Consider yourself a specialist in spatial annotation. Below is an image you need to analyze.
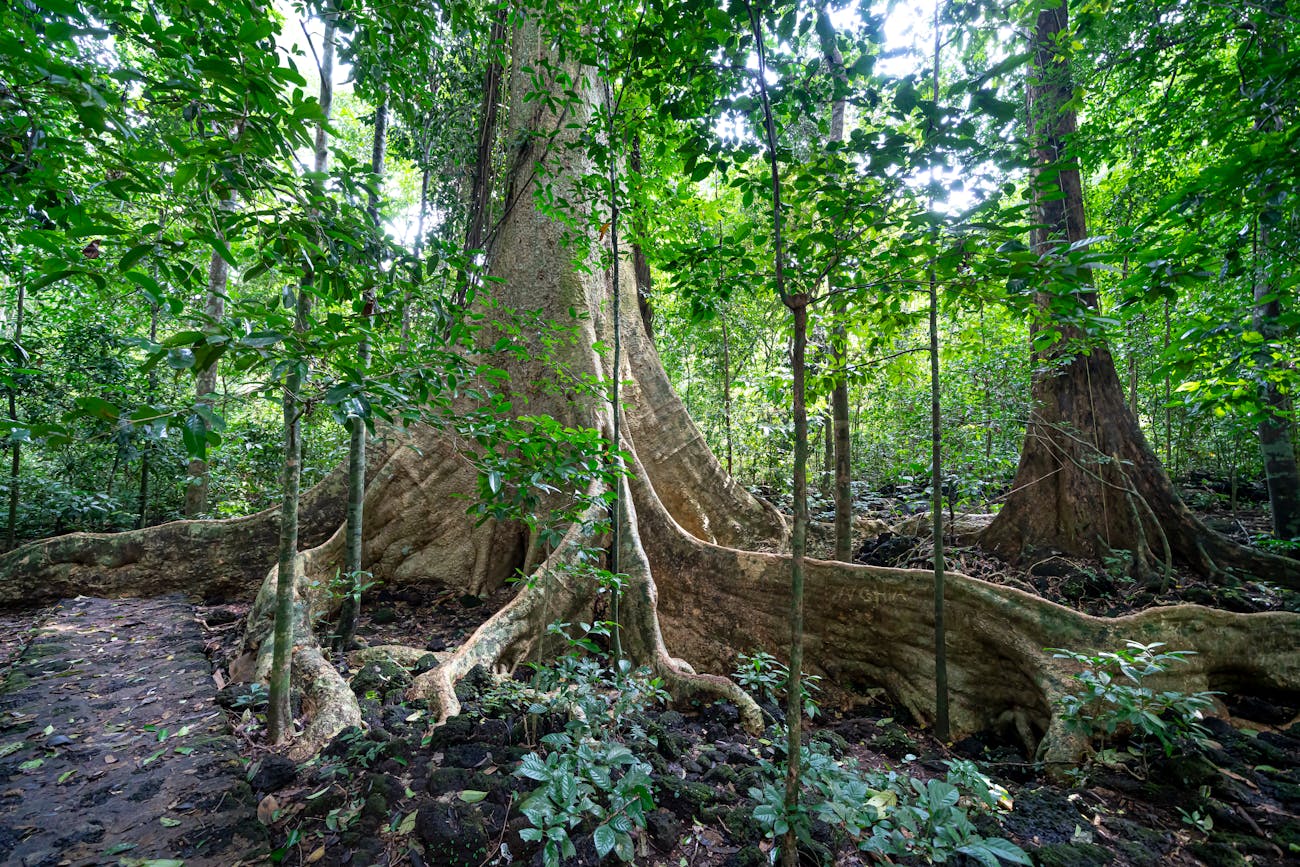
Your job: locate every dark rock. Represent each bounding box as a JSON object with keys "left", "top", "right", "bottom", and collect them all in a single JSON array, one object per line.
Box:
[
  {"left": 427, "top": 714, "right": 477, "bottom": 748},
  {"left": 657, "top": 711, "right": 686, "bottom": 729},
  {"left": 1156, "top": 752, "right": 1219, "bottom": 788},
  {"left": 370, "top": 607, "right": 399, "bottom": 625},
  {"left": 812, "top": 729, "right": 849, "bottom": 754},
  {"left": 1103, "top": 818, "right": 1169, "bottom": 866},
  {"left": 724, "top": 845, "right": 768, "bottom": 867},
  {"left": 350, "top": 656, "right": 411, "bottom": 699},
  {"left": 249, "top": 755, "right": 298, "bottom": 792},
  {"left": 425, "top": 636, "right": 448, "bottom": 652},
  {"left": 646, "top": 808, "right": 681, "bottom": 850},
  {"left": 214, "top": 682, "right": 265, "bottom": 711},
  {"left": 659, "top": 777, "right": 717, "bottom": 819},
  {"left": 417, "top": 801, "right": 489, "bottom": 867},
  {"left": 1187, "top": 842, "right": 1247, "bottom": 867},
  {"left": 870, "top": 726, "right": 917, "bottom": 759},
  {"left": 1004, "top": 787, "right": 1087, "bottom": 848},
  {"left": 454, "top": 664, "right": 493, "bottom": 702},
  {"left": 360, "top": 790, "right": 388, "bottom": 826},
  {"left": 413, "top": 653, "right": 441, "bottom": 676},
  {"left": 442, "top": 742, "right": 492, "bottom": 769}
]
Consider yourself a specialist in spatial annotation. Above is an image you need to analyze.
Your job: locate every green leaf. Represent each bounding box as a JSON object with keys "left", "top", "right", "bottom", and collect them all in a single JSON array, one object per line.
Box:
[
  {"left": 458, "top": 790, "right": 488, "bottom": 803},
  {"left": 593, "top": 824, "right": 616, "bottom": 859},
  {"left": 173, "top": 163, "right": 198, "bottom": 193},
  {"left": 119, "top": 243, "right": 155, "bottom": 272}
]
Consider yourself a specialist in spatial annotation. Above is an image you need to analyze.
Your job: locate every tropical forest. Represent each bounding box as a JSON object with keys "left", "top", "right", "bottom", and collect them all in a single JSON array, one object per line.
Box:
[{"left": 0, "top": 0, "right": 1298, "bottom": 864}]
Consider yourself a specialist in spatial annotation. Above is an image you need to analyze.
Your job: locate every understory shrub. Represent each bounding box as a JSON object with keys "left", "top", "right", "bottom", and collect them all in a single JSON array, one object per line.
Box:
[
  {"left": 750, "top": 738, "right": 1030, "bottom": 865},
  {"left": 1050, "top": 641, "right": 1218, "bottom": 764},
  {"left": 508, "top": 652, "right": 667, "bottom": 867}
]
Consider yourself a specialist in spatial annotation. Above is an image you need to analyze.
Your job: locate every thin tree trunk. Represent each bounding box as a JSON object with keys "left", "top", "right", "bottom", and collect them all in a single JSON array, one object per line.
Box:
[
  {"left": 335, "top": 91, "right": 387, "bottom": 651},
  {"left": 721, "top": 311, "right": 734, "bottom": 478},
  {"left": 817, "top": 1, "right": 854, "bottom": 563},
  {"left": 459, "top": 6, "right": 507, "bottom": 305},
  {"left": 748, "top": 7, "right": 807, "bottom": 864},
  {"left": 630, "top": 135, "right": 655, "bottom": 339},
  {"left": 270, "top": 8, "right": 335, "bottom": 744},
  {"left": 5, "top": 278, "right": 25, "bottom": 550},
  {"left": 1254, "top": 220, "right": 1300, "bottom": 539},
  {"left": 136, "top": 303, "right": 158, "bottom": 531},
  {"left": 927, "top": 1, "right": 948, "bottom": 742},
  {"left": 186, "top": 194, "right": 234, "bottom": 518}
]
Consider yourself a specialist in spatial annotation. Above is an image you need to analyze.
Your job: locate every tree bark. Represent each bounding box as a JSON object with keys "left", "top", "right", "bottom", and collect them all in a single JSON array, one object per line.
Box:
[
  {"left": 335, "top": 91, "right": 388, "bottom": 651},
  {"left": 136, "top": 303, "right": 158, "bottom": 530},
  {"left": 269, "top": 8, "right": 336, "bottom": 745},
  {"left": 6, "top": 276, "right": 25, "bottom": 551},
  {"left": 980, "top": 0, "right": 1300, "bottom": 586},
  {"left": 817, "top": 2, "right": 854, "bottom": 563},
  {"left": 186, "top": 195, "right": 234, "bottom": 518}
]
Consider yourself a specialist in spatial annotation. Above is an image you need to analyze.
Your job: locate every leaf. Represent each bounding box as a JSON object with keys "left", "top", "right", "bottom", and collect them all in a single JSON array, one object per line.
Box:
[
  {"left": 593, "top": 823, "right": 616, "bottom": 859},
  {"left": 159, "top": 816, "right": 182, "bottom": 827},
  {"left": 397, "top": 811, "right": 417, "bottom": 835},
  {"left": 305, "top": 846, "right": 326, "bottom": 863},
  {"left": 257, "top": 793, "right": 279, "bottom": 825},
  {"left": 173, "top": 163, "right": 198, "bottom": 193},
  {"left": 119, "top": 243, "right": 155, "bottom": 272},
  {"left": 458, "top": 790, "right": 488, "bottom": 803}
]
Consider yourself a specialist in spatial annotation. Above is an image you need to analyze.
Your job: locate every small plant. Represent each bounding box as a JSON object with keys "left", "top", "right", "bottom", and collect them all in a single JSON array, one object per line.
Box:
[
  {"left": 734, "top": 651, "right": 822, "bottom": 719},
  {"left": 1177, "top": 806, "right": 1213, "bottom": 835},
  {"left": 510, "top": 650, "right": 666, "bottom": 867},
  {"left": 1050, "top": 641, "right": 1218, "bottom": 762},
  {"left": 749, "top": 738, "right": 1029, "bottom": 866}
]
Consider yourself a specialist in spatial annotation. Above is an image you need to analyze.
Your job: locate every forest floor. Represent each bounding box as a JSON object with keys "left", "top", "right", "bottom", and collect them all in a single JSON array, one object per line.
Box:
[
  {"left": 0, "top": 596, "right": 265, "bottom": 866},
  {"left": 1, "top": 479, "right": 1298, "bottom": 866}
]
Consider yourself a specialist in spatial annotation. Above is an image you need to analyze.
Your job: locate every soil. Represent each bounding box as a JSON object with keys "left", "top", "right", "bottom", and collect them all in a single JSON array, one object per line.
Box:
[{"left": 1, "top": 474, "right": 1298, "bottom": 866}]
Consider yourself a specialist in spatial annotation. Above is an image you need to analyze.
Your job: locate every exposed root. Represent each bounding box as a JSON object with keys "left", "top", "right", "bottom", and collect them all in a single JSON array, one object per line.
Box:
[
  {"left": 0, "top": 458, "right": 358, "bottom": 606},
  {"left": 293, "top": 645, "right": 362, "bottom": 760},
  {"left": 349, "top": 645, "right": 440, "bottom": 670},
  {"left": 630, "top": 448, "right": 1300, "bottom": 766},
  {"left": 406, "top": 475, "right": 764, "bottom": 734}
]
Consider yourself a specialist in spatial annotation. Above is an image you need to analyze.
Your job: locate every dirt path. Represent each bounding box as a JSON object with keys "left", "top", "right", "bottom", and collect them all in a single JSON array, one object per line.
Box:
[{"left": 0, "top": 595, "right": 266, "bottom": 867}]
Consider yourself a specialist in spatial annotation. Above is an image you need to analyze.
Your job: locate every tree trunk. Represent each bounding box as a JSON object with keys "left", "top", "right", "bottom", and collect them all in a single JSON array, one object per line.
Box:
[
  {"left": 464, "top": 7, "right": 506, "bottom": 267},
  {"left": 817, "top": 2, "right": 854, "bottom": 563},
  {"left": 335, "top": 91, "right": 388, "bottom": 652},
  {"left": 268, "top": 8, "right": 337, "bottom": 745},
  {"left": 186, "top": 195, "right": 233, "bottom": 518},
  {"left": 629, "top": 133, "right": 655, "bottom": 339},
  {"left": 136, "top": 303, "right": 158, "bottom": 530},
  {"left": 979, "top": 0, "right": 1300, "bottom": 586},
  {"left": 1253, "top": 225, "right": 1300, "bottom": 541},
  {"left": 6, "top": 277, "right": 25, "bottom": 551}
]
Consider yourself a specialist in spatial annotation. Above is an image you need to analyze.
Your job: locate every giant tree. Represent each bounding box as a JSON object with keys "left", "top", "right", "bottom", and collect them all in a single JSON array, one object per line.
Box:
[
  {"left": 979, "top": 0, "right": 1300, "bottom": 586},
  {"left": 3, "top": 0, "right": 1300, "bottom": 771}
]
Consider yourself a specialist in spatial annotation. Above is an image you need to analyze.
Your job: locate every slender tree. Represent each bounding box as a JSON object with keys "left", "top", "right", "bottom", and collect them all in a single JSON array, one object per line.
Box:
[
  {"left": 269, "top": 6, "right": 336, "bottom": 744},
  {"left": 5, "top": 276, "right": 25, "bottom": 550}
]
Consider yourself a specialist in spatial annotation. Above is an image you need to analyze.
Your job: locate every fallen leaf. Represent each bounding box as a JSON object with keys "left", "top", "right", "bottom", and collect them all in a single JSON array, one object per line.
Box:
[
  {"left": 257, "top": 793, "right": 279, "bottom": 825},
  {"left": 305, "top": 847, "right": 325, "bottom": 863},
  {"left": 104, "top": 754, "right": 118, "bottom": 764},
  {"left": 159, "top": 816, "right": 182, "bottom": 827}
]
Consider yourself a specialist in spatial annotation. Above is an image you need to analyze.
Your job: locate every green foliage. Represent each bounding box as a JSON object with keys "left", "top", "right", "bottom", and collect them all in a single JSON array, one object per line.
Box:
[
  {"left": 508, "top": 653, "right": 666, "bottom": 867},
  {"left": 1050, "top": 642, "right": 1218, "bottom": 760},
  {"left": 749, "top": 739, "right": 1028, "bottom": 865},
  {"left": 733, "top": 651, "right": 822, "bottom": 719}
]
